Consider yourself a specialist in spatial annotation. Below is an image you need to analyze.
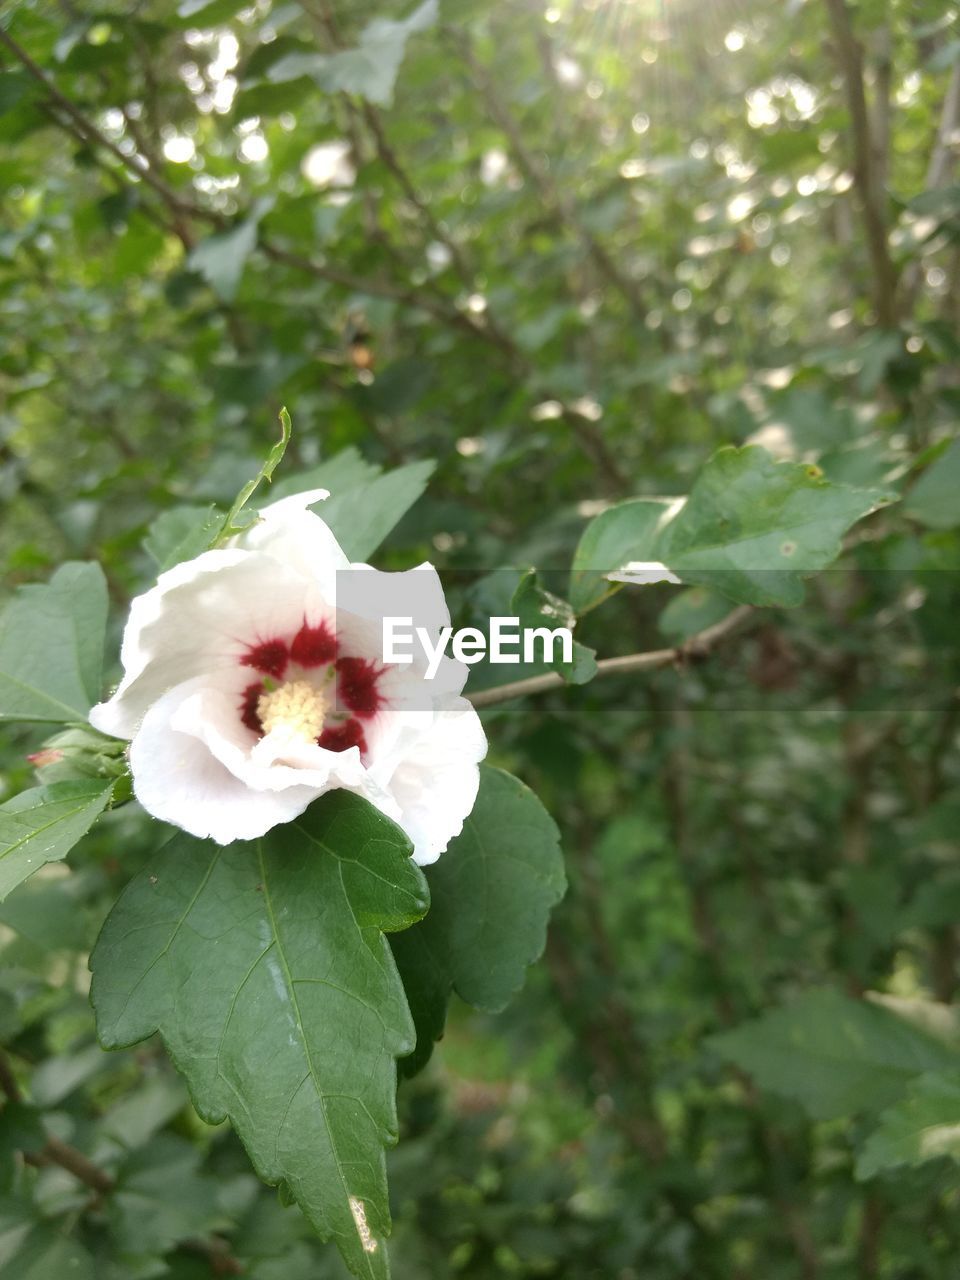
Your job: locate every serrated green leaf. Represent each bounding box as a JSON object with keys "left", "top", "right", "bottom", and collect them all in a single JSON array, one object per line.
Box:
[
  {"left": 267, "top": 0, "right": 437, "bottom": 106},
  {"left": 857, "top": 1073, "right": 960, "bottom": 1180},
  {"left": 569, "top": 497, "right": 675, "bottom": 614},
  {"left": 392, "top": 767, "right": 566, "bottom": 1076},
  {"left": 572, "top": 448, "right": 895, "bottom": 609},
  {"left": 144, "top": 504, "right": 226, "bottom": 572},
  {"left": 904, "top": 437, "right": 960, "bottom": 530},
  {"left": 712, "top": 988, "right": 958, "bottom": 1120},
  {"left": 658, "top": 446, "right": 895, "bottom": 605},
  {"left": 90, "top": 793, "right": 429, "bottom": 1280},
  {"left": 0, "top": 780, "right": 114, "bottom": 902},
  {"left": 0, "top": 562, "right": 108, "bottom": 723}
]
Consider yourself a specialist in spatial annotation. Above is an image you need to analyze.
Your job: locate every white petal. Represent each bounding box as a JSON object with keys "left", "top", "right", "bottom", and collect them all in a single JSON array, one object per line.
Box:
[
  {"left": 336, "top": 562, "right": 467, "bottom": 697},
  {"left": 130, "top": 679, "right": 320, "bottom": 844},
  {"left": 606, "top": 560, "right": 682, "bottom": 586},
  {"left": 256, "top": 487, "right": 330, "bottom": 521},
  {"left": 238, "top": 501, "right": 348, "bottom": 596},
  {"left": 90, "top": 550, "right": 325, "bottom": 740},
  {"left": 375, "top": 697, "right": 487, "bottom": 865}
]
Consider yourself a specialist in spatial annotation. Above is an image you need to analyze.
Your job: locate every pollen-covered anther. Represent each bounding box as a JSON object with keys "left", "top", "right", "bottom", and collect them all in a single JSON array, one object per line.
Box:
[{"left": 257, "top": 679, "right": 328, "bottom": 741}]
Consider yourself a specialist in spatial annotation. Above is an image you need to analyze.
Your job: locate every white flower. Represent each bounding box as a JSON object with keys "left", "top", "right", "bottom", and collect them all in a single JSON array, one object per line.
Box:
[{"left": 90, "top": 490, "right": 487, "bottom": 864}]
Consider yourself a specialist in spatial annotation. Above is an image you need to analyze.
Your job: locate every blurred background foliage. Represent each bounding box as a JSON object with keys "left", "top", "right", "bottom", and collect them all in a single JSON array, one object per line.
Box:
[{"left": 1, "top": 0, "right": 960, "bottom": 1275}]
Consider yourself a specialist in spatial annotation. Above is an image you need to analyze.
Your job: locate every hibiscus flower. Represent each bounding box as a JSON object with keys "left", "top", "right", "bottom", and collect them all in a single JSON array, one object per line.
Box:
[{"left": 90, "top": 490, "right": 487, "bottom": 864}]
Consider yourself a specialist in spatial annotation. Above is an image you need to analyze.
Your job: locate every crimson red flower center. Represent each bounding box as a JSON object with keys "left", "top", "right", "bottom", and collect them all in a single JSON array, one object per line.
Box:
[{"left": 237, "top": 623, "right": 381, "bottom": 757}]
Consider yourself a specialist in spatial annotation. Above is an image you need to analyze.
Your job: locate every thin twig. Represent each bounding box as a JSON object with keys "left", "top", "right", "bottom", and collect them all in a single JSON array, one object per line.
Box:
[
  {"left": 0, "top": 1049, "right": 114, "bottom": 1194},
  {"left": 0, "top": 27, "right": 510, "bottom": 352},
  {"left": 824, "top": 0, "right": 898, "bottom": 327},
  {"left": 467, "top": 604, "right": 753, "bottom": 708}
]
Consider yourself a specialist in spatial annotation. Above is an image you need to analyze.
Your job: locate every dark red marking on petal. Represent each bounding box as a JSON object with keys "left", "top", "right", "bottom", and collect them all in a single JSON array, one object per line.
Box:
[
  {"left": 318, "top": 718, "right": 367, "bottom": 755},
  {"left": 240, "top": 682, "right": 264, "bottom": 734},
  {"left": 290, "top": 620, "right": 338, "bottom": 668},
  {"left": 335, "top": 656, "right": 383, "bottom": 719},
  {"left": 241, "top": 639, "right": 288, "bottom": 679}
]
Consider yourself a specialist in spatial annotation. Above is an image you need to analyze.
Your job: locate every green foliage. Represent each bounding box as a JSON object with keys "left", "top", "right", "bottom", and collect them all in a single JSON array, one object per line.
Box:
[
  {"left": 904, "top": 437, "right": 960, "bottom": 530},
  {"left": 91, "top": 793, "right": 429, "bottom": 1279},
  {"left": 857, "top": 1073, "right": 960, "bottom": 1180},
  {"left": 0, "top": 563, "right": 107, "bottom": 723},
  {"left": 315, "top": 458, "right": 436, "bottom": 561},
  {"left": 266, "top": 0, "right": 438, "bottom": 106},
  {"left": 572, "top": 446, "right": 895, "bottom": 608},
  {"left": 0, "top": 779, "right": 114, "bottom": 901},
  {"left": 713, "top": 988, "right": 959, "bottom": 1121},
  {"left": 144, "top": 503, "right": 225, "bottom": 572},
  {"left": 511, "top": 572, "right": 597, "bottom": 683},
  {"left": 393, "top": 766, "right": 566, "bottom": 1074}
]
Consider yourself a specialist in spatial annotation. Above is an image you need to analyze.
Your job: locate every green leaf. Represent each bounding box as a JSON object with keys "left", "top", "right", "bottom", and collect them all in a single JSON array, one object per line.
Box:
[
  {"left": 571, "top": 448, "right": 896, "bottom": 610},
  {"left": 857, "top": 1073, "right": 960, "bottom": 1180},
  {"left": 144, "top": 504, "right": 226, "bottom": 572},
  {"left": 270, "top": 457, "right": 436, "bottom": 562},
  {"left": 268, "top": 0, "right": 437, "bottom": 107},
  {"left": 511, "top": 571, "right": 596, "bottom": 684},
  {"left": 0, "top": 562, "right": 108, "bottom": 724},
  {"left": 0, "top": 875, "right": 91, "bottom": 950},
  {"left": 188, "top": 199, "right": 271, "bottom": 302},
  {"left": 90, "top": 793, "right": 430, "bottom": 1280},
  {"left": 267, "top": 446, "right": 380, "bottom": 504},
  {"left": 657, "top": 447, "right": 895, "bottom": 606},
  {"left": 0, "top": 780, "right": 114, "bottom": 902},
  {"left": 569, "top": 498, "right": 675, "bottom": 614},
  {"left": 904, "top": 437, "right": 960, "bottom": 530},
  {"left": 321, "top": 460, "right": 436, "bottom": 562},
  {"left": 712, "top": 988, "right": 959, "bottom": 1120},
  {"left": 392, "top": 767, "right": 566, "bottom": 1076}
]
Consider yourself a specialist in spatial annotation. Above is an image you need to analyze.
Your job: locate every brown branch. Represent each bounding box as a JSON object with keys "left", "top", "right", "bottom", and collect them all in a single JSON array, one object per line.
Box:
[
  {"left": 824, "top": 0, "right": 899, "bottom": 327},
  {"left": 0, "top": 26, "right": 198, "bottom": 221},
  {"left": 24, "top": 1136, "right": 116, "bottom": 1195},
  {"left": 2, "top": 17, "right": 627, "bottom": 491},
  {"left": 468, "top": 604, "right": 753, "bottom": 708},
  {"left": 0, "top": 26, "right": 511, "bottom": 353},
  {"left": 0, "top": 1049, "right": 114, "bottom": 1195}
]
